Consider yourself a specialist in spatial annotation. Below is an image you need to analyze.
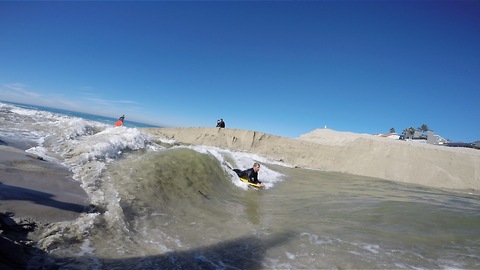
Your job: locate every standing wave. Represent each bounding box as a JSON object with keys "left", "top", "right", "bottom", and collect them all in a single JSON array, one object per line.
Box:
[{"left": 110, "top": 147, "right": 240, "bottom": 215}]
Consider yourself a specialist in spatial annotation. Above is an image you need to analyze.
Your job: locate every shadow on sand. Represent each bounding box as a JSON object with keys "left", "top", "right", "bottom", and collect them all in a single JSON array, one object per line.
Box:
[
  {"left": 104, "top": 232, "right": 293, "bottom": 269},
  {"left": 24, "top": 231, "right": 294, "bottom": 269},
  {"left": 0, "top": 182, "right": 85, "bottom": 214}
]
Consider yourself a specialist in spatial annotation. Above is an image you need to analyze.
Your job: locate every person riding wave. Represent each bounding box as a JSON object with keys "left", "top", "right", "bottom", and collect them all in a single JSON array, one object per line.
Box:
[
  {"left": 115, "top": 115, "right": 125, "bottom": 127},
  {"left": 233, "top": 162, "right": 264, "bottom": 186}
]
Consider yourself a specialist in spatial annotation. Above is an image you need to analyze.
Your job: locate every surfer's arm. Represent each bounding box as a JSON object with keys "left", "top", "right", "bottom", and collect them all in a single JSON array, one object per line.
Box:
[{"left": 249, "top": 171, "right": 261, "bottom": 184}]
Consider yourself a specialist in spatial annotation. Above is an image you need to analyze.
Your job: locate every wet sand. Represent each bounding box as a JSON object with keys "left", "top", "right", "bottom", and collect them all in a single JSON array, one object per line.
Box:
[
  {"left": 0, "top": 145, "right": 88, "bottom": 223},
  {"left": 0, "top": 142, "right": 89, "bottom": 268}
]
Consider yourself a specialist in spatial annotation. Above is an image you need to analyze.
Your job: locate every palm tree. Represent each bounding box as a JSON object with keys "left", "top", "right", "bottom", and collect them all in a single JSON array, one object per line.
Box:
[
  {"left": 408, "top": 127, "right": 415, "bottom": 136},
  {"left": 417, "top": 124, "right": 429, "bottom": 138},
  {"left": 420, "top": 124, "right": 429, "bottom": 133},
  {"left": 389, "top": 128, "right": 396, "bottom": 134},
  {"left": 402, "top": 127, "right": 415, "bottom": 139}
]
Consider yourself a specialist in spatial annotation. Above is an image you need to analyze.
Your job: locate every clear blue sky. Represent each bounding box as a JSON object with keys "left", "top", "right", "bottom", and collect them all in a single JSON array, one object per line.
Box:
[{"left": 1, "top": 1, "right": 479, "bottom": 142}]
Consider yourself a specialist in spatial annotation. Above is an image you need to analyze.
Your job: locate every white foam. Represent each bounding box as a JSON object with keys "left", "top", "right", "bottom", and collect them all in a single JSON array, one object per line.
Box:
[
  {"left": 175, "top": 144, "right": 286, "bottom": 189},
  {"left": 285, "top": 251, "right": 296, "bottom": 260}
]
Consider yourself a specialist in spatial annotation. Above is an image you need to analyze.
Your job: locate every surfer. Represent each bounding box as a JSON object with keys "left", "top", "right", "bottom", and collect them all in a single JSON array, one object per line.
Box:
[
  {"left": 115, "top": 115, "right": 125, "bottom": 127},
  {"left": 233, "top": 163, "right": 263, "bottom": 186}
]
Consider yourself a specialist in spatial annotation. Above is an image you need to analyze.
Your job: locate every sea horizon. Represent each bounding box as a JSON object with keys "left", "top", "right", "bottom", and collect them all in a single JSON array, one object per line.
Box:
[{"left": 0, "top": 100, "right": 160, "bottom": 129}]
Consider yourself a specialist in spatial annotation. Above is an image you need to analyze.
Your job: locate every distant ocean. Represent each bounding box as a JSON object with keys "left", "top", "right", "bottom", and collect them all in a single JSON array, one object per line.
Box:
[
  {"left": 0, "top": 100, "right": 159, "bottom": 129},
  {"left": 1, "top": 101, "right": 479, "bottom": 269}
]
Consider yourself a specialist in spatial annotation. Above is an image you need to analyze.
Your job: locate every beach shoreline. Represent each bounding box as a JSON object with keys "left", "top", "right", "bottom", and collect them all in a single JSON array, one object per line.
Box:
[{"left": 1, "top": 127, "right": 479, "bottom": 268}]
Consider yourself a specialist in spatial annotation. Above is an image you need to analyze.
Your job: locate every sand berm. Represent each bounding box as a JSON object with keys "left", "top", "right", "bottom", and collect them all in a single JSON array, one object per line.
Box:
[{"left": 143, "top": 127, "right": 480, "bottom": 191}]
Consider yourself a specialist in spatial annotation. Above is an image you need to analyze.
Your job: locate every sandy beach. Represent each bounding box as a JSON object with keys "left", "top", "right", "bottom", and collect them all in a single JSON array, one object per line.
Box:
[{"left": 143, "top": 127, "right": 480, "bottom": 191}]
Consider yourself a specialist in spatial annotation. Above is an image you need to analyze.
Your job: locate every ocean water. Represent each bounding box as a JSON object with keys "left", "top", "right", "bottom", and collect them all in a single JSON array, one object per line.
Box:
[{"left": 1, "top": 101, "right": 479, "bottom": 269}]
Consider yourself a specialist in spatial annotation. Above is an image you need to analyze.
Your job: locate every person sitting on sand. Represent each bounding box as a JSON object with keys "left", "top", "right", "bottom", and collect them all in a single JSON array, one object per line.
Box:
[
  {"left": 115, "top": 115, "right": 125, "bottom": 127},
  {"left": 216, "top": 118, "right": 225, "bottom": 128},
  {"left": 233, "top": 162, "right": 263, "bottom": 186}
]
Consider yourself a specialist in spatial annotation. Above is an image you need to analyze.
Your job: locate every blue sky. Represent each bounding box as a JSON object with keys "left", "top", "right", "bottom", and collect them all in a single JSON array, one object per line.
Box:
[{"left": 1, "top": 1, "right": 479, "bottom": 142}]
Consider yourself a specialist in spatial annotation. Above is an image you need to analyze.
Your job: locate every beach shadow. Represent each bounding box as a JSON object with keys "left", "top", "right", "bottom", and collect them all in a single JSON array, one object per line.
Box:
[
  {"left": 26, "top": 231, "right": 294, "bottom": 269},
  {"left": 105, "top": 232, "right": 293, "bottom": 269},
  {"left": 0, "top": 182, "right": 85, "bottom": 213}
]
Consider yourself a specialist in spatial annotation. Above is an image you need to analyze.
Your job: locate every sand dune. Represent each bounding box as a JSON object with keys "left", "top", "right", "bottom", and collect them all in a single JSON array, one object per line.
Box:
[{"left": 143, "top": 127, "right": 480, "bottom": 191}]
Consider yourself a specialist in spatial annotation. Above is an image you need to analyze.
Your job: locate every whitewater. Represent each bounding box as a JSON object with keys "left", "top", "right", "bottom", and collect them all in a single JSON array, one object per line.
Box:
[{"left": 1, "top": 101, "right": 479, "bottom": 269}]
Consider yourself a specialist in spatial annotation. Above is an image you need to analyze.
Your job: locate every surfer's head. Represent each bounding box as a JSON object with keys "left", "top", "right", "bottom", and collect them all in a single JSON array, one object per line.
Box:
[{"left": 253, "top": 162, "right": 260, "bottom": 172}]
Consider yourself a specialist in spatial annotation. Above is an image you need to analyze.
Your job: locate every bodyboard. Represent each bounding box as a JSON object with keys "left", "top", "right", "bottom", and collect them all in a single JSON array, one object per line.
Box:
[{"left": 239, "top": 177, "right": 264, "bottom": 188}]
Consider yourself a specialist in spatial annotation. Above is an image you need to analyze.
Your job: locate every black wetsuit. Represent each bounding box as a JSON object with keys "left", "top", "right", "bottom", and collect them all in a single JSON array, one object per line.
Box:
[{"left": 233, "top": 168, "right": 261, "bottom": 184}]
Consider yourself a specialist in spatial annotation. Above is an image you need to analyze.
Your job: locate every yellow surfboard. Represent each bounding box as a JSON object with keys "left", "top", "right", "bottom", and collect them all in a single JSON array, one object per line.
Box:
[{"left": 239, "top": 177, "right": 264, "bottom": 188}]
